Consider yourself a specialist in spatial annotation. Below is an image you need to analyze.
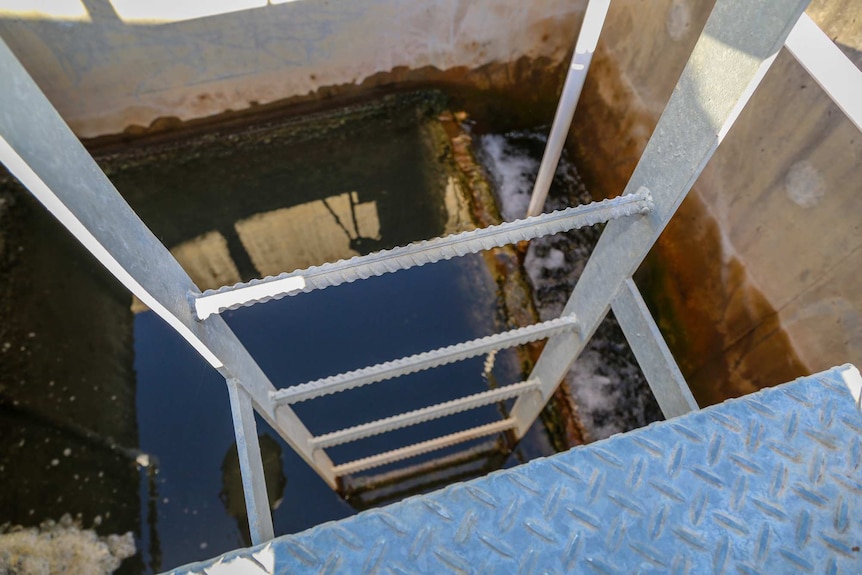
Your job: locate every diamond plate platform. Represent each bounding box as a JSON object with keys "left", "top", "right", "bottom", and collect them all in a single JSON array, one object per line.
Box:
[{"left": 168, "top": 365, "right": 862, "bottom": 574}]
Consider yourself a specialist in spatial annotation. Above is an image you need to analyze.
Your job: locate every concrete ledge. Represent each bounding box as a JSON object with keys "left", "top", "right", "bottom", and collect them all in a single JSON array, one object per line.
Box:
[{"left": 0, "top": 0, "right": 585, "bottom": 138}]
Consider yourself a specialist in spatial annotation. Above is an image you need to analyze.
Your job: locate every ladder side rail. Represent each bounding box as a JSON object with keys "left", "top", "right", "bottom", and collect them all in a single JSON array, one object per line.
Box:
[
  {"left": 0, "top": 39, "right": 337, "bottom": 489},
  {"left": 785, "top": 13, "right": 862, "bottom": 133},
  {"left": 526, "top": 0, "right": 612, "bottom": 217},
  {"left": 226, "top": 379, "right": 275, "bottom": 544},
  {"left": 509, "top": 0, "right": 810, "bottom": 438},
  {"left": 611, "top": 278, "right": 698, "bottom": 419}
]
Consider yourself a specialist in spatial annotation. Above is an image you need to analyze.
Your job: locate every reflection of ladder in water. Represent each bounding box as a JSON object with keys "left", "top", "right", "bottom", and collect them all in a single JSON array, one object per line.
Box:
[{"left": 2, "top": 0, "right": 859, "bottom": 546}]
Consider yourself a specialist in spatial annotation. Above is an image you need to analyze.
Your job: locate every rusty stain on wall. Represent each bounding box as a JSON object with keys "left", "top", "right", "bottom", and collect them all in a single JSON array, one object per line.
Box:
[{"left": 569, "top": 0, "right": 861, "bottom": 403}]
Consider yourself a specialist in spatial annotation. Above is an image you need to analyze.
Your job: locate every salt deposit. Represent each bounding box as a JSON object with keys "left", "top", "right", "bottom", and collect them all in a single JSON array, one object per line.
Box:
[
  {"left": 478, "top": 133, "right": 539, "bottom": 221},
  {"left": 478, "top": 130, "right": 662, "bottom": 441},
  {"left": 0, "top": 515, "right": 135, "bottom": 575}
]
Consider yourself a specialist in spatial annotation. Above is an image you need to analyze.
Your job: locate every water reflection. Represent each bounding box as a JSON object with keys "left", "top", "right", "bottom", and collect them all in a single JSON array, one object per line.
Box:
[
  {"left": 0, "top": 192, "right": 144, "bottom": 573},
  {"left": 0, "top": 93, "right": 555, "bottom": 573},
  {"left": 219, "top": 435, "right": 286, "bottom": 547},
  {"left": 133, "top": 190, "right": 383, "bottom": 313},
  {"left": 235, "top": 191, "right": 381, "bottom": 279}
]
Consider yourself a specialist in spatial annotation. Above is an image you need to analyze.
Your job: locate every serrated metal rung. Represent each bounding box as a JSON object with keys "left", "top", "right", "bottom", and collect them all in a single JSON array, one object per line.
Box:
[
  {"left": 271, "top": 316, "right": 577, "bottom": 404},
  {"left": 193, "top": 191, "right": 653, "bottom": 319},
  {"left": 342, "top": 439, "right": 504, "bottom": 494},
  {"left": 341, "top": 439, "right": 507, "bottom": 509},
  {"left": 311, "top": 379, "right": 539, "bottom": 449},
  {"left": 332, "top": 418, "right": 517, "bottom": 476}
]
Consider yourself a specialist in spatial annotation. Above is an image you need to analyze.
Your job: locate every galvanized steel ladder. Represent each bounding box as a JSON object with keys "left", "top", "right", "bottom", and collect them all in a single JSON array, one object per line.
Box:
[{"left": 2, "top": 0, "right": 859, "bottom": 546}]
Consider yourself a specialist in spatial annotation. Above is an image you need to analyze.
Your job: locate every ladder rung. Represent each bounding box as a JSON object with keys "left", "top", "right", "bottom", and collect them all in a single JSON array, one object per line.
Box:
[
  {"left": 310, "top": 379, "right": 539, "bottom": 449},
  {"left": 342, "top": 438, "right": 503, "bottom": 494},
  {"left": 193, "top": 190, "right": 653, "bottom": 319},
  {"left": 332, "top": 419, "right": 517, "bottom": 476},
  {"left": 341, "top": 439, "right": 506, "bottom": 508},
  {"left": 271, "top": 316, "right": 577, "bottom": 404}
]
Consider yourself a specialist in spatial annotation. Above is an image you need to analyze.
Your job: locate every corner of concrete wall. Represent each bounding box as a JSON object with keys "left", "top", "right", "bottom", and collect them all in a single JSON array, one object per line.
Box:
[{"left": 572, "top": 0, "right": 862, "bottom": 404}]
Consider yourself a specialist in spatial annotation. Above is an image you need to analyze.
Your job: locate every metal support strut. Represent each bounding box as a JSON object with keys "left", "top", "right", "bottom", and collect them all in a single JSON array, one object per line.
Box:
[
  {"left": 526, "top": 0, "right": 611, "bottom": 217},
  {"left": 226, "top": 379, "right": 274, "bottom": 545}
]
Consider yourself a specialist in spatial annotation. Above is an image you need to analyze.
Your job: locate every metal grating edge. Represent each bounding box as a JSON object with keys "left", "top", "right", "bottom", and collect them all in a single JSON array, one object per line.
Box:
[{"left": 166, "top": 365, "right": 862, "bottom": 574}]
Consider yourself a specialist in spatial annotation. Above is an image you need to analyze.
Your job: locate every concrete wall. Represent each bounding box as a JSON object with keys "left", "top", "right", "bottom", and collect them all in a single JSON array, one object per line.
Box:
[
  {"left": 0, "top": 0, "right": 584, "bottom": 137},
  {"left": 570, "top": 0, "right": 862, "bottom": 404},
  {"left": 1, "top": 0, "right": 860, "bottom": 406}
]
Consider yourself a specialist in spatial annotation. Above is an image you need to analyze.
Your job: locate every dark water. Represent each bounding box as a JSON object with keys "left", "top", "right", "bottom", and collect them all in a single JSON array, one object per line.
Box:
[
  {"left": 0, "top": 94, "right": 555, "bottom": 573},
  {"left": 134, "top": 256, "right": 544, "bottom": 570},
  {"left": 0, "top": 190, "right": 142, "bottom": 572}
]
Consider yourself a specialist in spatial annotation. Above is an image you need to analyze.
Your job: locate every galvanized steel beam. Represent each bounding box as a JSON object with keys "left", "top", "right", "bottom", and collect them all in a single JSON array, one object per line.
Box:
[
  {"left": 310, "top": 379, "right": 539, "bottom": 449},
  {"left": 510, "top": 0, "right": 810, "bottom": 438},
  {"left": 611, "top": 278, "right": 698, "bottom": 419},
  {"left": 194, "top": 191, "right": 653, "bottom": 319},
  {"left": 526, "top": 0, "right": 611, "bottom": 217},
  {"left": 226, "top": 379, "right": 274, "bottom": 544},
  {"left": 271, "top": 316, "right": 578, "bottom": 404},
  {"left": 786, "top": 13, "right": 862, "bottom": 133},
  {"left": 332, "top": 419, "right": 518, "bottom": 476},
  {"left": 0, "top": 39, "right": 337, "bottom": 489}
]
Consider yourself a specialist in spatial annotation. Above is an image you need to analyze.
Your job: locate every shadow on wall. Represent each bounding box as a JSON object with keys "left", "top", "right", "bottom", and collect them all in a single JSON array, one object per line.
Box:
[{"left": 0, "top": 0, "right": 585, "bottom": 138}]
